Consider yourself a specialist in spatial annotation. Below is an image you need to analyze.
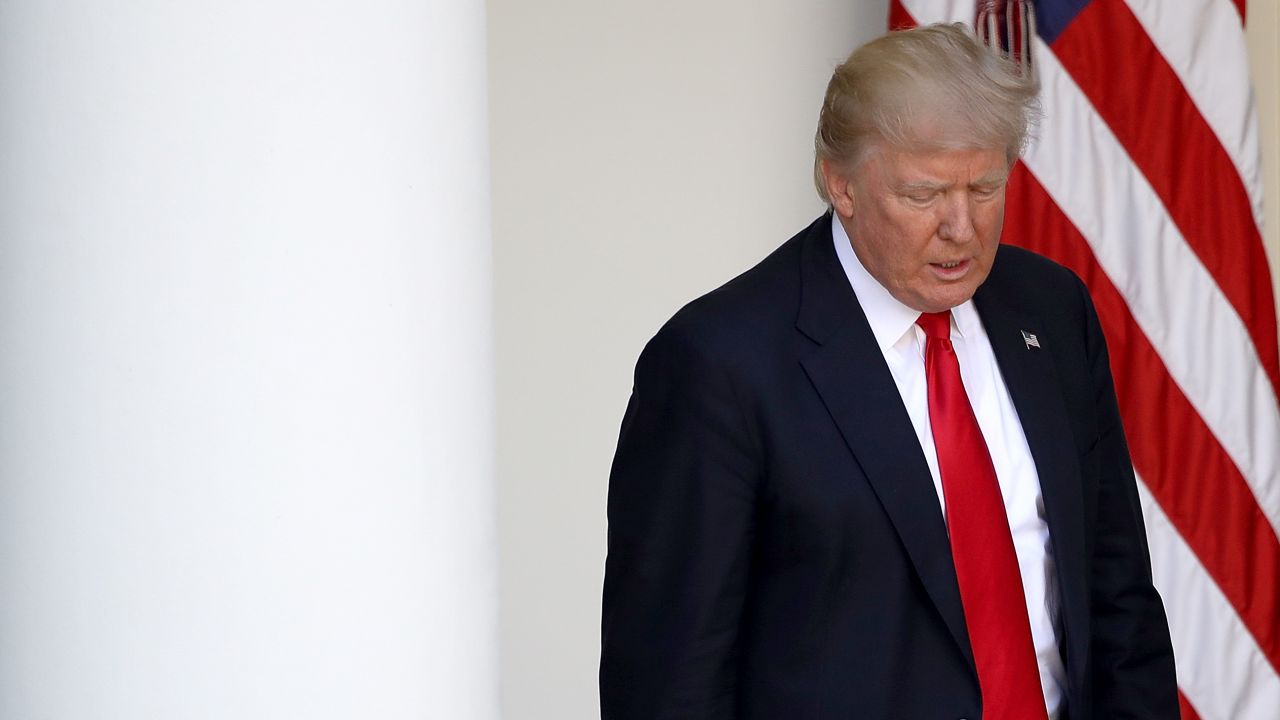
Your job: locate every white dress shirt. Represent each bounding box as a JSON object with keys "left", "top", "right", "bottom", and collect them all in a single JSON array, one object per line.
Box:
[{"left": 832, "top": 218, "right": 1066, "bottom": 718}]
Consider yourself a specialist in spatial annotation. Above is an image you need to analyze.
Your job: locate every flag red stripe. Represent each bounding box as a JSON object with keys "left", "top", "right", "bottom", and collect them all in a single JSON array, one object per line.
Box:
[
  {"left": 1004, "top": 163, "right": 1280, "bottom": 676},
  {"left": 888, "top": 0, "right": 915, "bottom": 30},
  {"left": 1050, "top": 0, "right": 1280, "bottom": 398},
  {"left": 1178, "top": 690, "right": 1201, "bottom": 720},
  {"left": 1235, "top": 0, "right": 1248, "bottom": 25}
]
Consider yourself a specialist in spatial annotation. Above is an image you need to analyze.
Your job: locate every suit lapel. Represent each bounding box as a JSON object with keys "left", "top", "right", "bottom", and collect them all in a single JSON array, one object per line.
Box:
[
  {"left": 796, "top": 216, "right": 975, "bottom": 671},
  {"left": 973, "top": 282, "right": 1090, "bottom": 693}
]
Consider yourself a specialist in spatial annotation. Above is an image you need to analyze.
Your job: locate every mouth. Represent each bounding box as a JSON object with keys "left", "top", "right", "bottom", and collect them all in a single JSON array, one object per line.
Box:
[{"left": 930, "top": 258, "right": 971, "bottom": 278}]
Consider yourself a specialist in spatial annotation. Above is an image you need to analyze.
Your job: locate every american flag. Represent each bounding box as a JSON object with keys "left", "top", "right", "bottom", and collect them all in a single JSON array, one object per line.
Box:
[{"left": 889, "top": 1, "right": 1280, "bottom": 717}]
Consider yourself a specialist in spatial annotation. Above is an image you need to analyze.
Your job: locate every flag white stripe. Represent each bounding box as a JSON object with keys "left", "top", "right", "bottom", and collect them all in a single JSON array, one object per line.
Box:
[
  {"left": 1021, "top": 37, "right": 1280, "bottom": 541},
  {"left": 1138, "top": 476, "right": 1280, "bottom": 720},
  {"left": 899, "top": 0, "right": 971, "bottom": 24},
  {"left": 1122, "top": 0, "right": 1265, "bottom": 230}
]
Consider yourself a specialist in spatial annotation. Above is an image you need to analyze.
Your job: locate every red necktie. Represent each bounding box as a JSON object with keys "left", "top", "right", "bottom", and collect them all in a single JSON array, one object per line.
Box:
[{"left": 916, "top": 311, "right": 1048, "bottom": 720}]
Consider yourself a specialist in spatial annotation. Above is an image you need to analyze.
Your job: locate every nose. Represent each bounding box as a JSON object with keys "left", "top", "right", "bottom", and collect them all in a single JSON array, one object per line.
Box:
[{"left": 937, "top": 192, "right": 977, "bottom": 244}]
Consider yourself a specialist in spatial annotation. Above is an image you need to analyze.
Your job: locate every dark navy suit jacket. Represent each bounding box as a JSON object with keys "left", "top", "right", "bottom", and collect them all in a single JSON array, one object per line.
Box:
[{"left": 600, "top": 213, "right": 1177, "bottom": 719}]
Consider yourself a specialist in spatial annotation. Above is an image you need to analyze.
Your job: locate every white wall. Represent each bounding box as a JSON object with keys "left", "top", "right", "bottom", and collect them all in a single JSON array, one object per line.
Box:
[
  {"left": 490, "top": 3, "right": 1280, "bottom": 719},
  {"left": 488, "top": 1, "right": 887, "bottom": 717}
]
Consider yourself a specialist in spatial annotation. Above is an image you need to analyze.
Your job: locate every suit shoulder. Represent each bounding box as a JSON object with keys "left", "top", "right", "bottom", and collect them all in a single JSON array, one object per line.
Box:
[
  {"left": 991, "top": 243, "right": 1080, "bottom": 284},
  {"left": 988, "top": 244, "right": 1090, "bottom": 310},
  {"left": 640, "top": 217, "right": 816, "bottom": 368}
]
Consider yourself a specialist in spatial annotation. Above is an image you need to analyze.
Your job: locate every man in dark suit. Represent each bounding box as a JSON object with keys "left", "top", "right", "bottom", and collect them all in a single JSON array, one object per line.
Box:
[{"left": 600, "top": 23, "right": 1176, "bottom": 720}]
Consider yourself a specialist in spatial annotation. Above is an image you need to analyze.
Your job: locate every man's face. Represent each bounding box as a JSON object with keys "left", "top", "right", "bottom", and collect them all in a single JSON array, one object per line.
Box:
[{"left": 826, "top": 143, "right": 1010, "bottom": 313}]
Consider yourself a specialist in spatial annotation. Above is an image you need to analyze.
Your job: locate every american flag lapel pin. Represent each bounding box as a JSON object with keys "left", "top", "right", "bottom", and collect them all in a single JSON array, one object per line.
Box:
[{"left": 1021, "top": 330, "right": 1041, "bottom": 350}]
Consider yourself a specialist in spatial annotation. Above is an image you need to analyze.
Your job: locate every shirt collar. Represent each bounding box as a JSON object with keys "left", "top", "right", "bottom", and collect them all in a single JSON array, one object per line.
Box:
[{"left": 830, "top": 214, "right": 981, "bottom": 349}]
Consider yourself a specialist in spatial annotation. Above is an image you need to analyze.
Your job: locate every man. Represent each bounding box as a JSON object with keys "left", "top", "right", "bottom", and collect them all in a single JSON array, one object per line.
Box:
[{"left": 600, "top": 23, "right": 1177, "bottom": 720}]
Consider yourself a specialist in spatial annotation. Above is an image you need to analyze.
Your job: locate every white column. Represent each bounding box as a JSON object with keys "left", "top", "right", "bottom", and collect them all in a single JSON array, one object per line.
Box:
[{"left": 0, "top": 2, "right": 495, "bottom": 718}]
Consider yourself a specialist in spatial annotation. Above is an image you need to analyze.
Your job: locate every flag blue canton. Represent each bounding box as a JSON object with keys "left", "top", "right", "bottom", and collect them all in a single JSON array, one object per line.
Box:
[{"left": 1031, "top": 0, "right": 1091, "bottom": 43}]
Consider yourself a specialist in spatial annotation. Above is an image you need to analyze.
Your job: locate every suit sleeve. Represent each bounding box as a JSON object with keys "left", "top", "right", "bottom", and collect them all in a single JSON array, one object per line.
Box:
[
  {"left": 600, "top": 320, "right": 761, "bottom": 720},
  {"left": 1075, "top": 276, "right": 1179, "bottom": 718}
]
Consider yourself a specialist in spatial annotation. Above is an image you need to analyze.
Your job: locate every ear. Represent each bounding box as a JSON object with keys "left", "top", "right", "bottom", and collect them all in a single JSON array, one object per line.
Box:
[{"left": 820, "top": 158, "right": 856, "bottom": 220}]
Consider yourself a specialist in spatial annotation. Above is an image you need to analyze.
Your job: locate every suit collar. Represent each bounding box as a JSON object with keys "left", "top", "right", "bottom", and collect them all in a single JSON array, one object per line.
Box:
[{"left": 796, "top": 212, "right": 855, "bottom": 346}]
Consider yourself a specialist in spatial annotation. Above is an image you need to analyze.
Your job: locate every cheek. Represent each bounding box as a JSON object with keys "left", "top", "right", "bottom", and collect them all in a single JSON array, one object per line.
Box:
[
  {"left": 894, "top": 217, "right": 941, "bottom": 262},
  {"left": 880, "top": 205, "right": 936, "bottom": 243},
  {"left": 978, "top": 202, "right": 1006, "bottom": 235}
]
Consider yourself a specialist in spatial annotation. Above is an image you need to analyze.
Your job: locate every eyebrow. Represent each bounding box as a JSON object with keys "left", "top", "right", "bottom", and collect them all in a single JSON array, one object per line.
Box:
[
  {"left": 972, "top": 171, "right": 1010, "bottom": 186},
  {"left": 895, "top": 180, "right": 948, "bottom": 193},
  {"left": 895, "top": 172, "right": 1010, "bottom": 193}
]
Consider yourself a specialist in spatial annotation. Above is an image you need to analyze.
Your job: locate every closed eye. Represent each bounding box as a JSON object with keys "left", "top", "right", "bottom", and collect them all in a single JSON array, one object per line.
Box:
[{"left": 903, "top": 192, "right": 938, "bottom": 206}]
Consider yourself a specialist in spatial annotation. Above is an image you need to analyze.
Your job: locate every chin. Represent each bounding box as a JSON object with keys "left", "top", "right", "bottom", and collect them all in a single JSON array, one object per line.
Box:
[{"left": 920, "top": 290, "right": 977, "bottom": 313}]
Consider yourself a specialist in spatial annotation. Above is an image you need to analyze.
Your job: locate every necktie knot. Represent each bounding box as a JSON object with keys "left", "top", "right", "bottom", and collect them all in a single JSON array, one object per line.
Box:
[{"left": 916, "top": 311, "right": 952, "bottom": 340}]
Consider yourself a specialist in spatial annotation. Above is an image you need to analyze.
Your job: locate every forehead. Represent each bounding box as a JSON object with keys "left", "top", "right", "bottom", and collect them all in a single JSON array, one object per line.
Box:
[{"left": 866, "top": 143, "right": 1010, "bottom": 184}]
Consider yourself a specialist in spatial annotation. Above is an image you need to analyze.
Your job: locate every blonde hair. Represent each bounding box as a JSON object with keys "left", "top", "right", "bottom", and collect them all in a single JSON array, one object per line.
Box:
[{"left": 813, "top": 22, "right": 1040, "bottom": 202}]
